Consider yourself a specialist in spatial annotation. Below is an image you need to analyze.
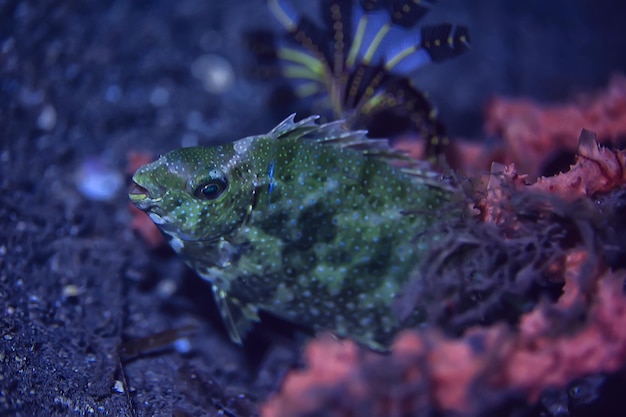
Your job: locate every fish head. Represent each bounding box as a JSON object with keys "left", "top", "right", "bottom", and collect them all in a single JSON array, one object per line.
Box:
[{"left": 129, "top": 145, "right": 256, "bottom": 243}]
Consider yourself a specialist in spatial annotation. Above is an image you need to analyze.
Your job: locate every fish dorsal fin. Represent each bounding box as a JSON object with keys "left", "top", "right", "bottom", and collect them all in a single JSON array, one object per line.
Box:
[
  {"left": 314, "top": 118, "right": 421, "bottom": 165},
  {"left": 269, "top": 114, "right": 456, "bottom": 192},
  {"left": 211, "top": 284, "right": 260, "bottom": 345},
  {"left": 313, "top": 119, "right": 370, "bottom": 147},
  {"left": 273, "top": 114, "right": 408, "bottom": 160},
  {"left": 401, "top": 164, "right": 458, "bottom": 192},
  {"left": 316, "top": 119, "right": 458, "bottom": 192},
  {"left": 269, "top": 113, "right": 321, "bottom": 140}
]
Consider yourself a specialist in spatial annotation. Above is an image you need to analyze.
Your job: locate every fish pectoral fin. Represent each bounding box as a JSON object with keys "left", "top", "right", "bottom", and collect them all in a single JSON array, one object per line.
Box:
[{"left": 211, "top": 284, "right": 260, "bottom": 345}]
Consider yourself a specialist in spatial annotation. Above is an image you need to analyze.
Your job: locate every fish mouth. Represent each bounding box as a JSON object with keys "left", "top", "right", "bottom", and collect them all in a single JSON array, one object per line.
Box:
[
  {"left": 128, "top": 182, "right": 164, "bottom": 211},
  {"left": 128, "top": 182, "right": 149, "bottom": 203}
]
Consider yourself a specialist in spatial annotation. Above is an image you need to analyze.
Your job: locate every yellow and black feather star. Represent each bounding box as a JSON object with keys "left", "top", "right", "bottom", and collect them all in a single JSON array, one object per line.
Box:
[{"left": 246, "top": 0, "right": 470, "bottom": 161}]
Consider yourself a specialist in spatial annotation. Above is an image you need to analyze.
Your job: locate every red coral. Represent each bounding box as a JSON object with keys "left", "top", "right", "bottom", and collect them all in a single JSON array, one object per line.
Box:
[
  {"left": 484, "top": 74, "right": 626, "bottom": 176},
  {"left": 262, "top": 256, "right": 626, "bottom": 417},
  {"left": 528, "top": 130, "right": 626, "bottom": 199},
  {"left": 474, "top": 132, "right": 626, "bottom": 226}
]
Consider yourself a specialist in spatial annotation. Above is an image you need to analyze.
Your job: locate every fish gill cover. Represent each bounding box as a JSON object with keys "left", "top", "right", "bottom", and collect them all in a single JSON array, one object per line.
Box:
[{"left": 245, "top": 0, "right": 470, "bottom": 159}]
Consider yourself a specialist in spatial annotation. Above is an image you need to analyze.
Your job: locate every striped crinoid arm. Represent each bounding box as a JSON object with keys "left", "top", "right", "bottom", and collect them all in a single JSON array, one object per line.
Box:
[{"left": 247, "top": 0, "right": 470, "bottom": 161}]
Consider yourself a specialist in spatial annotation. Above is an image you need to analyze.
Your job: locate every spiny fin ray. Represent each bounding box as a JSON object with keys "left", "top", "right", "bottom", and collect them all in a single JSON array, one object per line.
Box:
[
  {"left": 212, "top": 285, "right": 260, "bottom": 344},
  {"left": 270, "top": 114, "right": 454, "bottom": 188}
]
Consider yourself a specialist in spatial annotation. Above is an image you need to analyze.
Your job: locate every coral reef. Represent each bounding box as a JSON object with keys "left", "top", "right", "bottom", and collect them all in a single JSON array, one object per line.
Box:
[{"left": 484, "top": 74, "right": 626, "bottom": 177}]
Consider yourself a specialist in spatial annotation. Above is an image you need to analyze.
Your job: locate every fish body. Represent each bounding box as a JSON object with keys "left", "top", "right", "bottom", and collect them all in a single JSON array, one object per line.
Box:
[{"left": 130, "top": 115, "right": 454, "bottom": 349}]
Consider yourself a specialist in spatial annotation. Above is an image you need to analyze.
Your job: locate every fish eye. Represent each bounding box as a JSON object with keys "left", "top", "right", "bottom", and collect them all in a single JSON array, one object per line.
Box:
[
  {"left": 193, "top": 171, "right": 228, "bottom": 200},
  {"left": 194, "top": 179, "right": 228, "bottom": 200}
]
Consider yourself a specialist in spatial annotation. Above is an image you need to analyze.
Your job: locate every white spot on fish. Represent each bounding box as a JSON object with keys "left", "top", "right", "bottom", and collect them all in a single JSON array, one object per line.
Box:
[{"left": 234, "top": 137, "right": 254, "bottom": 155}]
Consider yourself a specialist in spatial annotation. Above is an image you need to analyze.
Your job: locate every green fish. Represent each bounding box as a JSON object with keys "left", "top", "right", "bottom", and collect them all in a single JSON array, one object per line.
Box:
[{"left": 129, "top": 115, "right": 456, "bottom": 349}]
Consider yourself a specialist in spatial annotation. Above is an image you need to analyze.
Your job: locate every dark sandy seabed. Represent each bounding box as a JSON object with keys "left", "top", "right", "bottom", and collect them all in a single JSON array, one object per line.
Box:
[{"left": 2, "top": 0, "right": 626, "bottom": 416}]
